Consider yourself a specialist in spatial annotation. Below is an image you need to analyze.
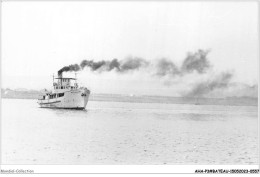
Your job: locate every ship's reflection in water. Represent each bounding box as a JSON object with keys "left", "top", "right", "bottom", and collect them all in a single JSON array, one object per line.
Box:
[
  {"left": 51, "top": 108, "right": 88, "bottom": 117},
  {"left": 2, "top": 98, "right": 258, "bottom": 165}
]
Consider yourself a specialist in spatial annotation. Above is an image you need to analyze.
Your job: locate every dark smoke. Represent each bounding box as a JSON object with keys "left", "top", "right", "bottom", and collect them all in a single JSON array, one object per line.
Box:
[
  {"left": 120, "top": 57, "right": 149, "bottom": 72},
  {"left": 60, "top": 57, "right": 150, "bottom": 75},
  {"left": 108, "top": 58, "right": 120, "bottom": 71},
  {"left": 155, "top": 58, "right": 180, "bottom": 77},
  {"left": 181, "top": 49, "right": 211, "bottom": 74},
  {"left": 154, "top": 49, "right": 211, "bottom": 77},
  {"left": 186, "top": 72, "right": 233, "bottom": 97},
  {"left": 58, "top": 49, "right": 211, "bottom": 77},
  {"left": 80, "top": 60, "right": 107, "bottom": 71},
  {"left": 58, "top": 64, "right": 80, "bottom": 75}
]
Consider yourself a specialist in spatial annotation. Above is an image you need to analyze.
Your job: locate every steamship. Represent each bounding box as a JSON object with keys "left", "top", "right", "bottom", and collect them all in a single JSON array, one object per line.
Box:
[{"left": 37, "top": 72, "right": 90, "bottom": 109}]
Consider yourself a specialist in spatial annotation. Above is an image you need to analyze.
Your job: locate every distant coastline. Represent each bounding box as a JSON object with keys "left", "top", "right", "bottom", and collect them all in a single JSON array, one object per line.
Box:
[{"left": 1, "top": 88, "right": 258, "bottom": 106}]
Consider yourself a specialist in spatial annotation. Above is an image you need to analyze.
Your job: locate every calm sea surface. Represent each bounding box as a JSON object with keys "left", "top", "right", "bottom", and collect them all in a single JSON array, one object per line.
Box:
[{"left": 1, "top": 98, "right": 258, "bottom": 164}]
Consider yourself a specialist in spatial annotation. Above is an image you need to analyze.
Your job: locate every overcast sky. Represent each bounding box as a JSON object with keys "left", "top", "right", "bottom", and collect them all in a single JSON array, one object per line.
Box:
[{"left": 2, "top": 1, "right": 259, "bottom": 96}]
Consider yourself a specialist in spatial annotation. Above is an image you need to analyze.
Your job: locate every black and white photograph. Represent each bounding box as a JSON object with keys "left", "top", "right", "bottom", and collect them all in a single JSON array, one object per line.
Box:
[{"left": 0, "top": 0, "right": 259, "bottom": 174}]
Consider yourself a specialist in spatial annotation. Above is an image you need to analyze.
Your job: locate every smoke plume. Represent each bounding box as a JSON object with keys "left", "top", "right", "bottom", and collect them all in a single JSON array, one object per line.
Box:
[
  {"left": 57, "top": 49, "right": 239, "bottom": 97},
  {"left": 181, "top": 49, "right": 211, "bottom": 74},
  {"left": 58, "top": 64, "right": 81, "bottom": 75},
  {"left": 79, "top": 60, "right": 107, "bottom": 71},
  {"left": 120, "top": 57, "right": 149, "bottom": 72},
  {"left": 155, "top": 58, "right": 180, "bottom": 77},
  {"left": 155, "top": 49, "right": 211, "bottom": 77},
  {"left": 108, "top": 58, "right": 120, "bottom": 71},
  {"left": 186, "top": 72, "right": 233, "bottom": 97},
  {"left": 58, "top": 49, "right": 211, "bottom": 77},
  {"left": 59, "top": 57, "right": 150, "bottom": 75}
]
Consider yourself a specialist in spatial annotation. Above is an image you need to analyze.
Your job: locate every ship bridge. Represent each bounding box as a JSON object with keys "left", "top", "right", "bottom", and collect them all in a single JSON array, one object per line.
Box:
[{"left": 53, "top": 73, "right": 78, "bottom": 91}]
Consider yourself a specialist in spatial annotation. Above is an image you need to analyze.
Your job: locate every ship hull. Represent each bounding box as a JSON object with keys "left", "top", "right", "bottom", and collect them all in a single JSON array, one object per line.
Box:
[
  {"left": 37, "top": 89, "right": 90, "bottom": 110},
  {"left": 39, "top": 107, "right": 86, "bottom": 110}
]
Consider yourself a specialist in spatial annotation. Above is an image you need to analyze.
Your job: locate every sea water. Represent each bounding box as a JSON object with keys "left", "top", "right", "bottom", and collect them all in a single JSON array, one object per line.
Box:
[{"left": 1, "top": 98, "right": 258, "bottom": 164}]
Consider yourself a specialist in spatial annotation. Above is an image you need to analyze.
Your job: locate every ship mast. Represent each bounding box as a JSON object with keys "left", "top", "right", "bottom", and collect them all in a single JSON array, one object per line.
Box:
[
  {"left": 52, "top": 73, "right": 55, "bottom": 87},
  {"left": 75, "top": 72, "right": 78, "bottom": 88}
]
